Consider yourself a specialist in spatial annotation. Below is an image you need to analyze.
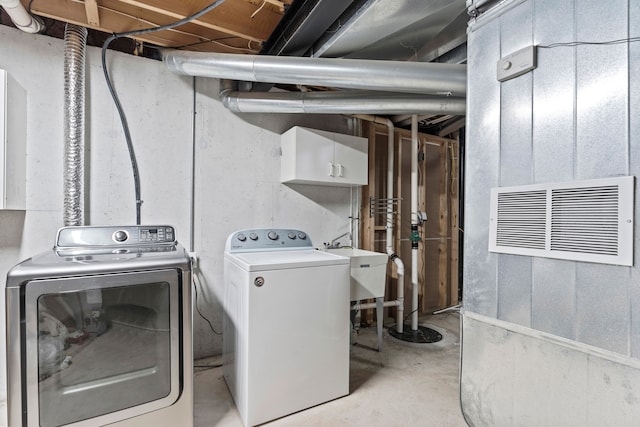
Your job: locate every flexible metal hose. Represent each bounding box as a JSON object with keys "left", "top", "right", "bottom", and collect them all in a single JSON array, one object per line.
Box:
[{"left": 63, "top": 24, "right": 87, "bottom": 227}]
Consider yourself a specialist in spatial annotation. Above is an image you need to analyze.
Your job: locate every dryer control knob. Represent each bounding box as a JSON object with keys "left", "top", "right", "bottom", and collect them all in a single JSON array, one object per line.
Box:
[
  {"left": 113, "top": 230, "right": 128, "bottom": 242},
  {"left": 267, "top": 231, "right": 279, "bottom": 241},
  {"left": 237, "top": 233, "right": 247, "bottom": 242},
  {"left": 249, "top": 233, "right": 258, "bottom": 241},
  {"left": 297, "top": 232, "right": 307, "bottom": 240},
  {"left": 288, "top": 232, "right": 297, "bottom": 240}
]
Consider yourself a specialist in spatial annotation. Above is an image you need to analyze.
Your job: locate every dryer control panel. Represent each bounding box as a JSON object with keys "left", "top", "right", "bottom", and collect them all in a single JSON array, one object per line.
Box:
[
  {"left": 56, "top": 225, "right": 177, "bottom": 248},
  {"left": 227, "top": 229, "right": 312, "bottom": 252}
]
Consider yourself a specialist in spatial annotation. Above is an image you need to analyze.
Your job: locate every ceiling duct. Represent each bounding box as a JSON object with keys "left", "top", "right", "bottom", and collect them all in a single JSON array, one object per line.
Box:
[
  {"left": 219, "top": 87, "right": 466, "bottom": 115},
  {"left": 163, "top": 51, "right": 466, "bottom": 96}
]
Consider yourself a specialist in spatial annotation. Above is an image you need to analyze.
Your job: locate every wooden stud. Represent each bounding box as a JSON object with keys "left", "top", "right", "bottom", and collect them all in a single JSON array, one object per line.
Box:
[
  {"left": 360, "top": 123, "right": 459, "bottom": 316},
  {"left": 84, "top": 0, "right": 100, "bottom": 26},
  {"left": 438, "top": 141, "right": 450, "bottom": 309},
  {"left": 449, "top": 140, "right": 460, "bottom": 306}
]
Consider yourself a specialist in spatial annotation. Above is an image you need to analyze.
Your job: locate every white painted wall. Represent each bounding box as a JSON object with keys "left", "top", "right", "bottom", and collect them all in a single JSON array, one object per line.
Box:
[
  {"left": 0, "top": 25, "right": 356, "bottom": 422},
  {"left": 0, "top": 25, "right": 193, "bottom": 423},
  {"left": 192, "top": 77, "right": 355, "bottom": 356}
]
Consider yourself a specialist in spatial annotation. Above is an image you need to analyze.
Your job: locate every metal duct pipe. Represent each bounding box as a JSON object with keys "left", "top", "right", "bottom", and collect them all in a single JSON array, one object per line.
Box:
[
  {"left": 164, "top": 50, "right": 467, "bottom": 96},
  {"left": 220, "top": 89, "right": 466, "bottom": 115},
  {"left": 0, "top": 0, "right": 44, "bottom": 33},
  {"left": 63, "top": 24, "right": 87, "bottom": 227}
]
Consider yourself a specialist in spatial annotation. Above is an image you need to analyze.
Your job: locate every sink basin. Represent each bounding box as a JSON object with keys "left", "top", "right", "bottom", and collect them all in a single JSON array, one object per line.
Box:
[{"left": 324, "top": 248, "right": 388, "bottom": 301}]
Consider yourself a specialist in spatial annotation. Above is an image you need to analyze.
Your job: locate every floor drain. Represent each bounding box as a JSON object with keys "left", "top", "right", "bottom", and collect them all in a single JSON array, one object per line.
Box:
[{"left": 388, "top": 324, "right": 443, "bottom": 344}]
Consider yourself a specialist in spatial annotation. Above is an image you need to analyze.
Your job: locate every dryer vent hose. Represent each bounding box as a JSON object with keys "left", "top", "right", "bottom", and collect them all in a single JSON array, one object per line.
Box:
[{"left": 63, "top": 24, "right": 87, "bottom": 227}]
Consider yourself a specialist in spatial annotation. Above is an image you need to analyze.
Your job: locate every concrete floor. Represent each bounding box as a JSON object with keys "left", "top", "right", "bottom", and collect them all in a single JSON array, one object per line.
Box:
[{"left": 194, "top": 312, "right": 467, "bottom": 426}]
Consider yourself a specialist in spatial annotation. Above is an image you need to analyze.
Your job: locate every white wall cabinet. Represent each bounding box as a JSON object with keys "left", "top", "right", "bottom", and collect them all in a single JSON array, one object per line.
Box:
[
  {"left": 281, "top": 126, "right": 368, "bottom": 187},
  {"left": 0, "top": 69, "right": 26, "bottom": 210}
]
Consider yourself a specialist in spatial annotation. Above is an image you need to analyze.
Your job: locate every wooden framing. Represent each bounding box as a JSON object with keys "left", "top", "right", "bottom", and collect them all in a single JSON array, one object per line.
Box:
[
  {"left": 84, "top": 0, "right": 100, "bottom": 26},
  {"left": 25, "top": 0, "right": 291, "bottom": 54},
  {"left": 360, "top": 122, "right": 460, "bottom": 323}
]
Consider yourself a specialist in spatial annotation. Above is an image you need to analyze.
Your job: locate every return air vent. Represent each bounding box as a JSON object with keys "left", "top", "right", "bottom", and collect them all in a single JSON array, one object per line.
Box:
[{"left": 489, "top": 176, "right": 634, "bottom": 266}]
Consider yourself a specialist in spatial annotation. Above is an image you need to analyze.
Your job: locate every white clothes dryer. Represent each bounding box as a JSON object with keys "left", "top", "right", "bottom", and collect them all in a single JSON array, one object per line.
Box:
[{"left": 223, "top": 229, "right": 350, "bottom": 427}]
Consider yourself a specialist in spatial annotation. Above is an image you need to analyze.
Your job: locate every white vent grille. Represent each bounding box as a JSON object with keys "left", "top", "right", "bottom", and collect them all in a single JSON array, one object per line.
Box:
[
  {"left": 489, "top": 177, "right": 634, "bottom": 266},
  {"left": 496, "top": 190, "right": 546, "bottom": 249}
]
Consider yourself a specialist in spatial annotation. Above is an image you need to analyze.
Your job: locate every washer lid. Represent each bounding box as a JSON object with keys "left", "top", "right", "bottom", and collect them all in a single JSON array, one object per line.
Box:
[{"left": 226, "top": 249, "right": 349, "bottom": 272}]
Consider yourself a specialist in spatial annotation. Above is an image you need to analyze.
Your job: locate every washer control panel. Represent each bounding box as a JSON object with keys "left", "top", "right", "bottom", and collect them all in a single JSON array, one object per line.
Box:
[
  {"left": 56, "top": 225, "right": 177, "bottom": 248},
  {"left": 228, "top": 229, "right": 311, "bottom": 252}
]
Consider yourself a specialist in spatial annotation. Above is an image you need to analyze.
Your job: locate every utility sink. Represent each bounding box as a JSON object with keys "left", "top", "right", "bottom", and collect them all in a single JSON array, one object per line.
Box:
[{"left": 324, "top": 248, "right": 388, "bottom": 301}]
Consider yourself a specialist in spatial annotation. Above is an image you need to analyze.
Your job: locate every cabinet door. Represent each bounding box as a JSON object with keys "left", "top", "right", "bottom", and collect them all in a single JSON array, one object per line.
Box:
[
  {"left": 282, "top": 127, "right": 335, "bottom": 184},
  {"left": 333, "top": 134, "right": 368, "bottom": 186},
  {"left": 281, "top": 127, "right": 368, "bottom": 186}
]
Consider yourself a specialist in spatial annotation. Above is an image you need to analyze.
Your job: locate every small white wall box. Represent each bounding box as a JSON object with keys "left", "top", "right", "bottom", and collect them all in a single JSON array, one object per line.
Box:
[
  {"left": 0, "top": 69, "right": 27, "bottom": 210},
  {"left": 496, "top": 45, "right": 537, "bottom": 82},
  {"left": 489, "top": 176, "right": 635, "bottom": 266},
  {"left": 281, "top": 126, "right": 368, "bottom": 187}
]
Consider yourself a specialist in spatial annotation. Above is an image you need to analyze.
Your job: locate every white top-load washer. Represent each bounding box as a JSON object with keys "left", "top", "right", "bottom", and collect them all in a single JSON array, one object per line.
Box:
[{"left": 223, "top": 229, "right": 350, "bottom": 427}]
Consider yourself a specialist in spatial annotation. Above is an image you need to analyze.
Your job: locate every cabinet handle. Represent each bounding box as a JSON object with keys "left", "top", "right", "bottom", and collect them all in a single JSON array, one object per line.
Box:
[
  {"left": 336, "top": 163, "right": 344, "bottom": 177},
  {"left": 328, "top": 163, "right": 335, "bottom": 177}
]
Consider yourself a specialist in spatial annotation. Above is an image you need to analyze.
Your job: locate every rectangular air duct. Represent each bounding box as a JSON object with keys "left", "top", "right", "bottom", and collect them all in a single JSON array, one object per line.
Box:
[{"left": 489, "top": 176, "right": 635, "bottom": 266}]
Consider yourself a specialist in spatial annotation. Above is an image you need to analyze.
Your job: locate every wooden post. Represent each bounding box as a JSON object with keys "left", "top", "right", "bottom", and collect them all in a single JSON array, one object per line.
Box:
[{"left": 437, "top": 141, "right": 450, "bottom": 308}]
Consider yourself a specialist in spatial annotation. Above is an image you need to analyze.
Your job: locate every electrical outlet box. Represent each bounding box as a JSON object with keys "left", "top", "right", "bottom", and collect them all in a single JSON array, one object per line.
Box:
[{"left": 496, "top": 45, "right": 537, "bottom": 82}]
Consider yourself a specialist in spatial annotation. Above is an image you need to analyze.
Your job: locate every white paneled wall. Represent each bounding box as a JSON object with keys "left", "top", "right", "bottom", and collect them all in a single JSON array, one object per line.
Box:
[{"left": 0, "top": 25, "right": 356, "bottom": 420}]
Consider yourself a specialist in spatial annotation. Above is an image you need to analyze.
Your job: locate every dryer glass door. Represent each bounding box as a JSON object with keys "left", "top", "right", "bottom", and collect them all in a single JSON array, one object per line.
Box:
[{"left": 23, "top": 269, "right": 181, "bottom": 427}]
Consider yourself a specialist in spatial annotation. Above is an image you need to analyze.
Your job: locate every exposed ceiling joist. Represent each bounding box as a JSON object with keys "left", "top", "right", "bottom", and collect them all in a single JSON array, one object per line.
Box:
[{"left": 24, "top": 0, "right": 290, "bottom": 53}]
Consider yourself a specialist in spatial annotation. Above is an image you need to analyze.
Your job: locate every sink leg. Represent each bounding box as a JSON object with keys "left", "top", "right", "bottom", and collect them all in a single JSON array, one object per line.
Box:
[
  {"left": 350, "top": 305, "right": 357, "bottom": 346},
  {"left": 376, "top": 297, "right": 383, "bottom": 351}
]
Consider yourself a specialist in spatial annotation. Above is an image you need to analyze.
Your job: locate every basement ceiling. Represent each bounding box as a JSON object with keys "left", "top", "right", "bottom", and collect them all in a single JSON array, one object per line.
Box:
[
  {"left": 12, "top": 0, "right": 468, "bottom": 59},
  {"left": 3, "top": 0, "right": 469, "bottom": 135},
  {"left": 22, "top": 0, "right": 293, "bottom": 54}
]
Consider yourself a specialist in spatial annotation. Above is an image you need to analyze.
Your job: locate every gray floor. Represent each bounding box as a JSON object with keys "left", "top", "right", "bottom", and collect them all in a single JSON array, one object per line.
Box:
[{"left": 194, "top": 312, "right": 467, "bottom": 426}]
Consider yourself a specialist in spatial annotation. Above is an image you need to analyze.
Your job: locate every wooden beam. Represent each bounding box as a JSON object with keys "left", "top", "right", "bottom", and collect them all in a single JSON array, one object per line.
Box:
[
  {"left": 29, "top": 0, "right": 262, "bottom": 53},
  {"left": 448, "top": 141, "right": 460, "bottom": 306},
  {"left": 438, "top": 117, "right": 466, "bottom": 137},
  {"left": 437, "top": 140, "right": 449, "bottom": 309},
  {"left": 84, "top": 0, "right": 100, "bottom": 26},
  {"left": 113, "top": 0, "right": 280, "bottom": 41},
  {"left": 29, "top": 0, "right": 282, "bottom": 50},
  {"left": 262, "top": 0, "right": 285, "bottom": 13}
]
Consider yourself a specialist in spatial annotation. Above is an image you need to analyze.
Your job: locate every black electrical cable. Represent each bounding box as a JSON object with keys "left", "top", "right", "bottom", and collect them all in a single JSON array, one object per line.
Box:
[
  {"left": 193, "top": 272, "right": 222, "bottom": 335},
  {"left": 403, "top": 308, "right": 419, "bottom": 323},
  {"left": 100, "top": 0, "right": 226, "bottom": 224}
]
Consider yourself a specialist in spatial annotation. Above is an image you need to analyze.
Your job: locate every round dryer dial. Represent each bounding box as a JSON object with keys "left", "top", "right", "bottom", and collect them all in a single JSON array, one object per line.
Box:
[
  {"left": 113, "top": 230, "right": 128, "bottom": 243},
  {"left": 267, "top": 231, "right": 279, "bottom": 241}
]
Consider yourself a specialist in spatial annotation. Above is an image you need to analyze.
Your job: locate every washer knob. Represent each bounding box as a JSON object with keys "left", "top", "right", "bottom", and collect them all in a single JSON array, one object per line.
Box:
[
  {"left": 267, "top": 231, "right": 279, "bottom": 241},
  {"left": 237, "top": 233, "right": 247, "bottom": 242},
  {"left": 297, "top": 232, "right": 307, "bottom": 240},
  {"left": 249, "top": 233, "right": 258, "bottom": 241},
  {"left": 114, "top": 230, "right": 128, "bottom": 242},
  {"left": 288, "top": 232, "right": 297, "bottom": 240}
]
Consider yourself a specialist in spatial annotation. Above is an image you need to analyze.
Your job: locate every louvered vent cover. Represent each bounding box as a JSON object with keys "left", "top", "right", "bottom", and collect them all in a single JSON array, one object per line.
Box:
[{"left": 489, "top": 176, "right": 634, "bottom": 266}]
